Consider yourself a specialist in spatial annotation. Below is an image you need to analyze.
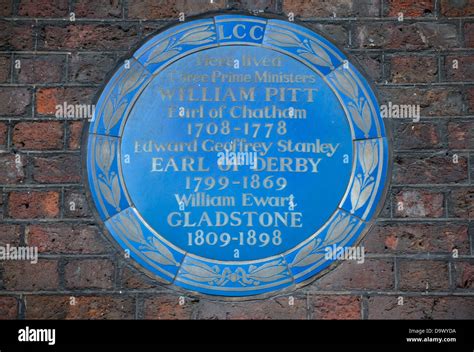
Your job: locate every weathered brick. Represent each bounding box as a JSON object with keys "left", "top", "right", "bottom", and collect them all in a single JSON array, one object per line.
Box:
[
  {"left": 447, "top": 121, "right": 474, "bottom": 149},
  {"left": 384, "top": 0, "right": 434, "bottom": 17},
  {"left": 27, "top": 224, "right": 108, "bottom": 254},
  {"left": 67, "top": 120, "right": 84, "bottom": 150},
  {"left": 231, "top": 0, "right": 278, "bottom": 11},
  {"left": 13, "top": 121, "right": 63, "bottom": 150},
  {"left": 306, "top": 23, "right": 350, "bottom": 48},
  {"left": 120, "top": 266, "right": 155, "bottom": 290},
  {"left": 468, "top": 87, "right": 474, "bottom": 112},
  {"left": 195, "top": 296, "right": 307, "bottom": 319},
  {"left": 465, "top": 22, "right": 474, "bottom": 47},
  {"left": 0, "top": 1, "right": 12, "bottom": 16},
  {"left": 311, "top": 295, "right": 361, "bottom": 319},
  {"left": 355, "top": 23, "right": 459, "bottom": 49},
  {"left": 393, "top": 154, "right": 468, "bottom": 184},
  {"left": 0, "top": 88, "right": 31, "bottom": 116},
  {"left": 0, "top": 224, "right": 22, "bottom": 247},
  {"left": 440, "top": 0, "right": 474, "bottom": 17},
  {"left": 41, "top": 24, "right": 139, "bottom": 50},
  {"left": 32, "top": 154, "right": 81, "bottom": 184},
  {"left": 36, "top": 87, "right": 95, "bottom": 116},
  {"left": 393, "top": 122, "right": 441, "bottom": 150},
  {"left": 8, "top": 191, "right": 60, "bottom": 219},
  {"left": 0, "top": 297, "right": 18, "bottom": 319},
  {"left": 74, "top": 0, "right": 122, "bottom": 18},
  {"left": 144, "top": 296, "right": 196, "bottom": 319},
  {"left": 15, "top": 55, "right": 65, "bottom": 84},
  {"left": 447, "top": 187, "right": 474, "bottom": 218},
  {"left": 68, "top": 53, "right": 115, "bottom": 84},
  {"left": 314, "top": 259, "right": 394, "bottom": 290},
  {"left": 283, "top": 0, "right": 380, "bottom": 17},
  {"left": 389, "top": 56, "right": 438, "bottom": 83},
  {"left": 0, "top": 20, "right": 34, "bottom": 50},
  {"left": 64, "top": 259, "right": 114, "bottom": 289},
  {"left": 399, "top": 260, "right": 449, "bottom": 291},
  {"left": 0, "top": 122, "right": 7, "bottom": 147},
  {"left": 445, "top": 55, "right": 474, "bottom": 81},
  {"left": 394, "top": 189, "right": 444, "bottom": 218},
  {"left": 0, "top": 56, "right": 11, "bottom": 83},
  {"left": 18, "top": 0, "right": 68, "bottom": 17},
  {"left": 380, "top": 87, "right": 464, "bottom": 116},
  {"left": 368, "top": 296, "right": 474, "bottom": 319},
  {"left": 453, "top": 261, "right": 474, "bottom": 289},
  {"left": 63, "top": 189, "right": 92, "bottom": 218},
  {"left": 353, "top": 53, "right": 382, "bottom": 82},
  {"left": 25, "top": 295, "right": 135, "bottom": 319},
  {"left": 0, "top": 154, "right": 25, "bottom": 184},
  {"left": 128, "top": 0, "right": 227, "bottom": 19},
  {"left": 2, "top": 260, "right": 59, "bottom": 291},
  {"left": 364, "top": 223, "right": 470, "bottom": 254}
]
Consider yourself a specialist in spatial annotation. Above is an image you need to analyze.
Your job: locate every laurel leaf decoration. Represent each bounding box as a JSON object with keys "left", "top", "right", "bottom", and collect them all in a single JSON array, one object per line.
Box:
[
  {"left": 181, "top": 259, "right": 221, "bottom": 283},
  {"left": 95, "top": 138, "right": 114, "bottom": 175},
  {"left": 176, "top": 27, "right": 215, "bottom": 45},
  {"left": 350, "top": 140, "right": 379, "bottom": 213},
  {"left": 247, "top": 260, "right": 288, "bottom": 283},
  {"left": 147, "top": 39, "right": 170, "bottom": 63},
  {"left": 145, "top": 237, "right": 178, "bottom": 266},
  {"left": 330, "top": 69, "right": 358, "bottom": 100},
  {"left": 113, "top": 212, "right": 143, "bottom": 244},
  {"left": 266, "top": 29, "right": 302, "bottom": 47},
  {"left": 309, "top": 41, "right": 333, "bottom": 68},
  {"left": 291, "top": 213, "right": 356, "bottom": 268}
]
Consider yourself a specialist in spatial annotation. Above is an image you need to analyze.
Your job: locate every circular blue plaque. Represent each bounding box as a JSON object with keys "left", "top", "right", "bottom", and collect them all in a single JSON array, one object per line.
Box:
[{"left": 85, "top": 15, "right": 389, "bottom": 297}]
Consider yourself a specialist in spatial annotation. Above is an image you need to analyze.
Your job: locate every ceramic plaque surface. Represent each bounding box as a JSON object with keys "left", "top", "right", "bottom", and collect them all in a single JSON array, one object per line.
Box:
[{"left": 85, "top": 15, "right": 389, "bottom": 297}]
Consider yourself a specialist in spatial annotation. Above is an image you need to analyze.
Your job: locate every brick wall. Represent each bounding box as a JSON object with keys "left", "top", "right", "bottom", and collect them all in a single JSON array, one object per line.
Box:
[{"left": 0, "top": 0, "right": 472, "bottom": 320}]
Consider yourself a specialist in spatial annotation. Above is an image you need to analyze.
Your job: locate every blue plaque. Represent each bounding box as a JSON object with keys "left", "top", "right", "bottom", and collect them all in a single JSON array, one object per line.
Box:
[{"left": 85, "top": 15, "right": 390, "bottom": 297}]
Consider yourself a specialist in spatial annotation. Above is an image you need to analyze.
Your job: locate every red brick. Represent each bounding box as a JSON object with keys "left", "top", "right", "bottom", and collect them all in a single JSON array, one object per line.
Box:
[
  {"left": 16, "top": 55, "right": 65, "bottom": 84},
  {"left": 315, "top": 259, "right": 394, "bottom": 290},
  {"left": 13, "top": 121, "right": 63, "bottom": 150},
  {"left": 353, "top": 53, "right": 382, "bottom": 82},
  {"left": 283, "top": 0, "right": 380, "bottom": 17},
  {"left": 128, "top": 0, "right": 227, "bottom": 19},
  {"left": 0, "top": 122, "right": 7, "bottom": 147},
  {"left": 36, "top": 87, "right": 95, "bottom": 116},
  {"left": 25, "top": 295, "right": 135, "bottom": 319},
  {"left": 68, "top": 53, "right": 115, "bottom": 84},
  {"left": 399, "top": 260, "right": 449, "bottom": 291},
  {"left": 311, "top": 295, "right": 361, "bottom": 319},
  {"left": 364, "top": 223, "right": 470, "bottom": 254},
  {"left": 120, "top": 266, "right": 155, "bottom": 290},
  {"left": 3, "top": 260, "right": 59, "bottom": 291},
  {"left": 0, "top": 56, "right": 11, "bottom": 83},
  {"left": 232, "top": 0, "right": 278, "bottom": 12},
  {"left": 448, "top": 187, "right": 474, "bottom": 218},
  {"left": 64, "top": 259, "right": 115, "bottom": 289},
  {"left": 368, "top": 296, "right": 474, "bottom": 319},
  {"left": 27, "top": 224, "right": 108, "bottom": 254},
  {"left": 440, "top": 0, "right": 474, "bottom": 16},
  {"left": 445, "top": 55, "right": 474, "bottom": 81},
  {"left": 468, "top": 87, "right": 474, "bottom": 112},
  {"left": 41, "top": 24, "right": 139, "bottom": 50},
  {"left": 393, "top": 154, "right": 468, "bottom": 184},
  {"left": 394, "top": 122, "right": 441, "bottom": 150},
  {"left": 0, "top": 20, "right": 34, "bottom": 50},
  {"left": 68, "top": 120, "right": 84, "bottom": 150},
  {"left": 0, "top": 224, "right": 22, "bottom": 247},
  {"left": 305, "top": 23, "right": 350, "bottom": 48},
  {"left": 0, "top": 88, "right": 31, "bottom": 116},
  {"left": 195, "top": 296, "right": 307, "bottom": 319},
  {"left": 355, "top": 23, "right": 459, "bottom": 50},
  {"left": 32, "top": 154, "right": 81, "bottom": 184},
  {"left": 18, "top": 0, "right": 68, "bottom": 17},
  {"left": 465, "top": 22, "right": 474, "bottom": 47},
  {"left": 389, "top": 56, "right": 437, "bottom": 83},
  {"left": 380, "top": 87, "right": 464, "bottom": 116},
  {"left": 453, "top": 261, "right": 474, "bottom": 289},
  {"left": 0, "top": 297, "right": 18, "bottom": 319},
  {"left": 8, "top": 191, "right": 60, "bottom": 219},
  {"left": 394, "top": 189, "right": 444, "bottom": 218},
  {"left": 0, "top": 154, "right": 26, "bottom": 184},
  {"left": 63, "top": 189, "right": 92, "bottom": 218},
  {"left": 0, "top": 1, "right": 12, "bottom": 16},
  {"left": 448, "top": 121, "right": 474, "bottom": 149},
  {"left": 385, "top": 0, "right": 434, "bottom": 17},
  {"left": 74, "top": 0, "right": 122, "bottom": 18},
  {"left": 144, "top": 296, "right": 196, "bottom": 319}
]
